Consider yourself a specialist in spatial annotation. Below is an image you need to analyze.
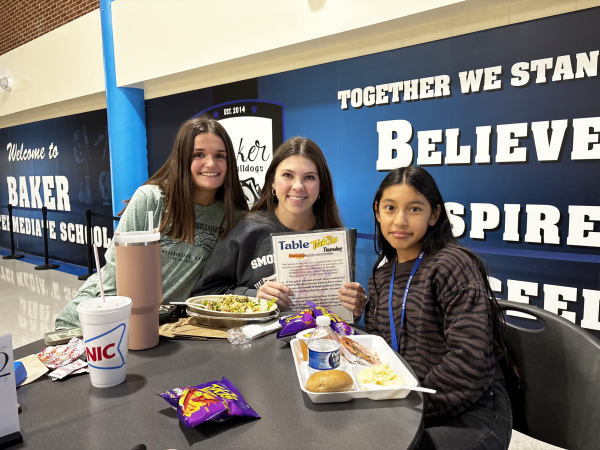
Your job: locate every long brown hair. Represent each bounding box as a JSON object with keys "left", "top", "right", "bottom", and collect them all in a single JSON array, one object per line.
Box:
[
  {"left": 121, "top": 115, "right": 248, "bottom": 242},
  {"left": 251, "top": 137, "right": 343, "bottom": 228}
]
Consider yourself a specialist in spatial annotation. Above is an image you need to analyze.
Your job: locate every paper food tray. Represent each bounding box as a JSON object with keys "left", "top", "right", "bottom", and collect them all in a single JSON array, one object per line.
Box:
[{"left": 291, "top": 334, "right": 418, "bottom": 403}]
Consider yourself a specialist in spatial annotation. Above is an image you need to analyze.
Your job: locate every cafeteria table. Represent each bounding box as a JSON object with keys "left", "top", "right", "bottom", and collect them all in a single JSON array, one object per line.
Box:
[{"left": 13, "top": 333, "right": 424, "bottom": 449}]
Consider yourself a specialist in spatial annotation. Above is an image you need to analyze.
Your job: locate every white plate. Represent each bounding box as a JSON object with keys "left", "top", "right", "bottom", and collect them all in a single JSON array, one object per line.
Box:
[
  {"left": 186, "top": 295, "right": 278, "bottom": 318},
  {"left": 291, "top": 334, "right": 419, "bottom": 403}
]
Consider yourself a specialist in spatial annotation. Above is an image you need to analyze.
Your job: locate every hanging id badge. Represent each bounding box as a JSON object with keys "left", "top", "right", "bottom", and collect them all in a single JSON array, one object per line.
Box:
[{"left": 388, "top": 251, "right": 425, "bottom": 352}]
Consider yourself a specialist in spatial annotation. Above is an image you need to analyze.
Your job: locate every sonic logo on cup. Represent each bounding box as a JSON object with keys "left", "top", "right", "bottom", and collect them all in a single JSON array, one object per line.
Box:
[
  {"left": 86, "top": 344, "right": 115, "bottom": 361},
  {"left": 84, "top": 323, "right": 127, "bottom": 370}
]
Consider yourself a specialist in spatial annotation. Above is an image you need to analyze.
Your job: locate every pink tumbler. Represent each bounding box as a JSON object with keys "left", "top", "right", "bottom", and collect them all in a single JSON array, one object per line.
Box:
[{"left": 114, "top": 231, "right": 163, "bottom": 350}]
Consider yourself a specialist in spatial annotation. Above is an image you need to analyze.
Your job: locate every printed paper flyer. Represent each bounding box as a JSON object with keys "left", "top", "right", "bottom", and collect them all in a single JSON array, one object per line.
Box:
[{"left": 271, "top": 229, "right": 352, "bottom": 321}]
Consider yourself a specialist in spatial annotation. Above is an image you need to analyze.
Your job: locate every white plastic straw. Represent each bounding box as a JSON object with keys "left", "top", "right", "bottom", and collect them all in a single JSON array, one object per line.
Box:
[
  {"left": 148, "top": 210, "right": 153, "bottom": 233},
  {"left": 93, "top": 244, "right": 105, "bottom": 303}
]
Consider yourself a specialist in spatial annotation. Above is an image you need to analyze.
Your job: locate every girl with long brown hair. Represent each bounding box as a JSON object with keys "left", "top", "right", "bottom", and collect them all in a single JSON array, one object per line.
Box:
[
  {"left": 192, "top": 137, "right": 366, "bottom": 316},
  {"left": 365, "top": 166, "right": 512, "bottom": 449},
  {"left": 56, "top": 116, "right": 248, "bottom": 329}
]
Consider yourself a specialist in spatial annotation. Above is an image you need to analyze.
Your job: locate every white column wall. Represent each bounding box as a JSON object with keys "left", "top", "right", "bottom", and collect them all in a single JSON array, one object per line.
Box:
[
  {"left": 0, "top": 10, "right": 106, "bottom": 128},
  {"left": 1, "top": 0, "right": 599, "bottom": 128},
  {"left": 110, "top": 0, "right": 466, "bottom": 88}
]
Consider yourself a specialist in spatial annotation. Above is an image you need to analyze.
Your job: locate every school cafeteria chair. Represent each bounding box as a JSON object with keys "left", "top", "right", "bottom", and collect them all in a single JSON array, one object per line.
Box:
[
  {"left": 347, "top": 228, "right": 367, "bottom": 331},
  {"left": 348, "top": 228, "right": 357, "bottom": 283},
  {"left": 498, "top": 300, "right": 600, "bottom": 450}
]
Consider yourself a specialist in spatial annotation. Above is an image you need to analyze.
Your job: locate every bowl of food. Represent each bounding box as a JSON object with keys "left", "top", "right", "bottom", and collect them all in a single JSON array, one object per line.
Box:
[
  {"left": 185, "top": 294, "right": 278, "bottom": 318},
  {"left": 158, "top": 304, "right": 178, "bottom": 324}
]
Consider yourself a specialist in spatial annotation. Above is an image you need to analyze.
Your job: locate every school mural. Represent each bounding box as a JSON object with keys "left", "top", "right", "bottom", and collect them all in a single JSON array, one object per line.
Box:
[
  {"left": 2, "top": 8, "right": 599, "bottom": 337},
  {"left": 146, "top": 8, "right": 600, "bottom": 337},
  {"left": 0, "top": 110, "right": 113, "bottom": 266}
]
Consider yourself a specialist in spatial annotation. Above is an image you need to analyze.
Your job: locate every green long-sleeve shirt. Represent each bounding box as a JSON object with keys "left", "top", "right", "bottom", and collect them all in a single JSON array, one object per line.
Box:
[{"left": 55, "top": 185, "right": 226, "bottom": 329}]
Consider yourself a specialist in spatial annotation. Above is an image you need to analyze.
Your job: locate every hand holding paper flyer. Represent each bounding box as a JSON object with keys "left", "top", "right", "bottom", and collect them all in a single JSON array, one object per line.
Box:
[{"left": 271, "top": 228, "right": 352, "bottom": 322}]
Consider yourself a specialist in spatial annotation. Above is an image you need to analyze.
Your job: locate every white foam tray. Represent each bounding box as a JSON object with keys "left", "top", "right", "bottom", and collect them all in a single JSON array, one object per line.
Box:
[{"left": 291, "top": 334, "right": 418, "bottom": 403}]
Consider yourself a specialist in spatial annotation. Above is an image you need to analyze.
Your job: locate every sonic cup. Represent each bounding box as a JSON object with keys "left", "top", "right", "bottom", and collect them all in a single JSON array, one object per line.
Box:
[{"left": 77, "top": 296, "right": 133, "bottom": 388}]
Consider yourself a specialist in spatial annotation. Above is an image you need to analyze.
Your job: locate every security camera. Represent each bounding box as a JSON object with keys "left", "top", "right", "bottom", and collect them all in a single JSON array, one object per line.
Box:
[{"left": 1, "top": 76, "right": 12, "bottom": 91}]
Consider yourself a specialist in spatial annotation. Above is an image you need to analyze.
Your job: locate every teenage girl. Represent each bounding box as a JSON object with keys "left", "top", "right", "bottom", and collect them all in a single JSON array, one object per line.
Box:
[
  {"left": 56, "top": 116, "right": 248, "bottom": 329},
  {"left": 364, "top": 166, "right": 512, "bottom": 450},
  {"left": 191, "top": 137, "right": 366, "bottom": 318}
]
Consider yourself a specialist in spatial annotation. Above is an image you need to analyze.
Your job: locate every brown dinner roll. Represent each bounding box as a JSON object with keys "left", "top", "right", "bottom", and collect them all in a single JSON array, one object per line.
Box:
[{"left": 306, "top": 370, "right": 353, "bottom": 393}]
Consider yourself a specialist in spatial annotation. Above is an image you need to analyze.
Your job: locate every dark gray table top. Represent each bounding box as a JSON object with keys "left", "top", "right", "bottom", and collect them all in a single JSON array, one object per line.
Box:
[{"left": 14, "top": 335, "right": 423, "bottom": 450}]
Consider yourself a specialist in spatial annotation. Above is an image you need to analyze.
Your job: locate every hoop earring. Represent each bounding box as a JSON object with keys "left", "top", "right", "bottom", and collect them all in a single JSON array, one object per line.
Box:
[
  {"left": 318, "top": 194, "right": 321, "bottom": 200},
  {"left": 272, "top": 189, "right": 276, "bottom": 196}
]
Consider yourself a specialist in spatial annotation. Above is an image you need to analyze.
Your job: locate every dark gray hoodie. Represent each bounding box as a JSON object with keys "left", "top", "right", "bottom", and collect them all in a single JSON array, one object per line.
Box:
[{"left": 191, "top": 211, "right": 323, "bottom": 297}]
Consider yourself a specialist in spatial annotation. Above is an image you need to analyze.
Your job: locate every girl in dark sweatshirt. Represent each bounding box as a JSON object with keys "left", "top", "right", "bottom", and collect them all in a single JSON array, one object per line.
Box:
[
  {"left": 192, "top": 137, "right": 366, "bottom": 318},
  {"left": 365, "top": 166, "right": 512, "bottom": 450}
]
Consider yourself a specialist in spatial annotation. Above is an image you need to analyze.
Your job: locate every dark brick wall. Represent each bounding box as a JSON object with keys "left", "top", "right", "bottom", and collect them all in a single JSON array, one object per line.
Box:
[{"left": 0, "top": 0, "right": 100, "bottom": 56}]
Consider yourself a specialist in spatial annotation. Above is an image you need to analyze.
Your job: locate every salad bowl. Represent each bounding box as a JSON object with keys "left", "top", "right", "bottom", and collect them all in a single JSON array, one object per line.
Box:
[{"left": 185, "top": 295, "right": 278, "bottom": 318}]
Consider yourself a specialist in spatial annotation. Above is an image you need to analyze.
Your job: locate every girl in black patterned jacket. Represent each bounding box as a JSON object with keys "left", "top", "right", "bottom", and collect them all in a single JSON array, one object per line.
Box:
[{"left": 365, "top": 166, "right": 512, "bottom": 450}]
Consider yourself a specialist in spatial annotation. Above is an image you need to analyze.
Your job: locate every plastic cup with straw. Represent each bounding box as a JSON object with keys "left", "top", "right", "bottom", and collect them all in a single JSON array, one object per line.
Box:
[{"left": 77, "top": 243, "right": 133, "bottom": 388}]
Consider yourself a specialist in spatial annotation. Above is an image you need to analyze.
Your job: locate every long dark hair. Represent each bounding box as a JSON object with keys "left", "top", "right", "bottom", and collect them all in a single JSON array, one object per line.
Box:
[
  {"left": 251, "top": 137, "right": 343, "bottom": 228},
  {"left": 121, "top": 115, "right": 248, "bottom": 242},
  {"left": 372, "top": 166, "right": 510, "bottom": 366}
]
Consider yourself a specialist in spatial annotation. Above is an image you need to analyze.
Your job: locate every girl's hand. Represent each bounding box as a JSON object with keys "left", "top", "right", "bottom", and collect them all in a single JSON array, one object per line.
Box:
[
  {"left": 257, "top": 281, "right": 293, "bottom": 310},
  {"left": 338, "top": 282, "right": 367, "bottom": 317}
]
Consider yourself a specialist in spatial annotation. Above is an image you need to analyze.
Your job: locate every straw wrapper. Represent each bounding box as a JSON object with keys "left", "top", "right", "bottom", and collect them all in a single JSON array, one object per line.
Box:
[
  {"left": 48, "top": 359, "right": 88, "bottom": 381},
  {"left": 36, "top": 337, "right": 85, "bottom": 370}
]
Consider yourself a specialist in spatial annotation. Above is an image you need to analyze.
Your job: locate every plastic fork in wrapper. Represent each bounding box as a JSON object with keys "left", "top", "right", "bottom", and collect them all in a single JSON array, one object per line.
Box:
[
  {"left": 227, "top": 321, "right": 282, "bottom": 345},
  {"left": 226, "top": 328, "right": 251, "bottom": 345},
  {"left": 339, "top": 336, "right": 381, "bottom": 366}
]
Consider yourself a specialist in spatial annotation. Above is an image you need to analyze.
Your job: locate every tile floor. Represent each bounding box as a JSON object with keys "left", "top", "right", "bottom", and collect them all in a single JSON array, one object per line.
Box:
[
  {"left": 0, "top": 250, "right": 85, "bottom": 349},
  {"left": 0, "top": 250, "right": 564, "bottom": 450},
  {"left": 509, "top": 433, "right": 565, "bottom": 450}
]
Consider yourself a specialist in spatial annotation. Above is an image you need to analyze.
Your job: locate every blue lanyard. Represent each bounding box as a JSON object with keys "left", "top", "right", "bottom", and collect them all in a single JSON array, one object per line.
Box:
[{"left": 388, "top": 251, "right": 425, "bottom": 352}]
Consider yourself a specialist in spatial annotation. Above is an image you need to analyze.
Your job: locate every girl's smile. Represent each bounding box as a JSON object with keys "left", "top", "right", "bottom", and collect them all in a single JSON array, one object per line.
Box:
[
  {"left": 376, "top": 183, "right": 440, "bottom": 263},
  {"left": 272, "top": 155, "right": 320, "bottom": 230},
  {"left": 190, "top": 133, "right": 227, "bottom": 205}
]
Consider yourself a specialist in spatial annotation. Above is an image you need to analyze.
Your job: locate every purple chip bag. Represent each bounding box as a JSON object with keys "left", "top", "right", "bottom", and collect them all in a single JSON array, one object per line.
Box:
[
  {"left": 276, "top": 309, "right": 316, "bottom": 339},
  {"left": 158, "top": 387, "right": 182, "bottom": 409},
  {"left": 306, "top": 301, "right": 356, "bottom": 336},
  {"left": 158, "top": 377, "right": 260, "bottom": 429}
]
